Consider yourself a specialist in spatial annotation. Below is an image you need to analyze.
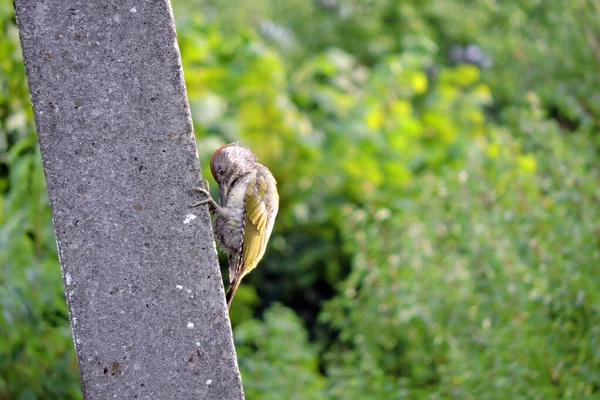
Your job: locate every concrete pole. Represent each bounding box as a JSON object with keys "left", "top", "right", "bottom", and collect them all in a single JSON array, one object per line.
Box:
[{"left": 14, "top": 1, "right": 244, "bottom": 398}]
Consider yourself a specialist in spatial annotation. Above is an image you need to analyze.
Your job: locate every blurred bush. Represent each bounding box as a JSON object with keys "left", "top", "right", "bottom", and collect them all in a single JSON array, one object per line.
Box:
[
  {"left": 2, "top": 0, "right": 599, "bottom": 398},
  {"left": 175, "top": 8, "right": 600, "bottom": 398},
  {"left": 321, "top": 99, "right": 600, "bottom": 398},
  {"left": 234, "top": 304, "right": 327, "bottom": 399},
  {"left": 180, "top": 0, "right": 600, "bottom": 134}
]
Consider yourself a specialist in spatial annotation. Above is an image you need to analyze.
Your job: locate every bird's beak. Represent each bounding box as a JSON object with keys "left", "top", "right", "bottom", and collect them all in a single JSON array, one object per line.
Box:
[{"left": 219, "top": 185, "right": 227, "bottom": 205}]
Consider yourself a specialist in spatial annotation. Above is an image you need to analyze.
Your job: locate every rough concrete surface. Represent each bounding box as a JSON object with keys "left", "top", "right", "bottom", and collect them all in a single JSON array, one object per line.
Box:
[{"left": 14, "top": 1, "right": 244, "bottom": 398}]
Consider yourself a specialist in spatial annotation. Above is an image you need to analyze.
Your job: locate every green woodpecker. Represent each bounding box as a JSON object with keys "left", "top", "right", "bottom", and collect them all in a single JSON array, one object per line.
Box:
[{"left": 192, "top": 143, "right": 279, "bottom": 308}]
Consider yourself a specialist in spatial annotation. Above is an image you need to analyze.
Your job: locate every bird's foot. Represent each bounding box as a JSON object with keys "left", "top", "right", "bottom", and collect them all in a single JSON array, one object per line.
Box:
[
  {"left": 194, "top": 186, "right": 211, "bottom": 198},
  {"left": 191, "top": 184, "right": 217, "bottom": 209}
]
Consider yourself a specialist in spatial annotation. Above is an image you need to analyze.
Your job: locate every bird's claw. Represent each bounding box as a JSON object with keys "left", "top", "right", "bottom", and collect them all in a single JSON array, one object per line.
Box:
[
  {"left": 190, "top": 199, "right": 209, "bottom": 207},
  {"left": 191, "top": 184, "right": 216, "bottom": 209},
  {"left": 194, "top": 186, "right": 211, "bottom": 197}
]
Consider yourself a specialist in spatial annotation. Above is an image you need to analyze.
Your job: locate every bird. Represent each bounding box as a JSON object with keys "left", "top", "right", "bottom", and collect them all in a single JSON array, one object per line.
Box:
[{"left": 192, "top": 143, "right": 279, "bottom": 308}]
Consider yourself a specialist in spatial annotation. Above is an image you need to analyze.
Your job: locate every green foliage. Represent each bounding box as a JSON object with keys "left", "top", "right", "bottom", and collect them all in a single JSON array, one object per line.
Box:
[
  {"left": 174, "top": 7, "right": 600, "bottom": 398},
  {"left": 3, "top": 0, "right": 600, "bottom": 398},
  {"left": 322, "top": 101, "right": 600, "bottom": 398},
  {"left": 180, "top": 0, "right": 600, "bottom": 132},
  {"left": 235, "top": 305, "right": 328, "bottom": 399},
  {"left": 178, "top": 19, "right": 493, "bottom": 325}
]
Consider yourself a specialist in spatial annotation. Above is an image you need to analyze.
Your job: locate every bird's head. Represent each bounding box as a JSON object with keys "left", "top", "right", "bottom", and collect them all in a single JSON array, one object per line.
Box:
[{"left": 210, "top": 143, "right": 257, "bottom": 184}]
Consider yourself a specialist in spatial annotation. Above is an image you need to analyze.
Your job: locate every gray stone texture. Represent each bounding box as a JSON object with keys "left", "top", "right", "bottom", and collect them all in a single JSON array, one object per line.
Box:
[{"left": 14, "top": 1, "right": 244, "bottom": 398}]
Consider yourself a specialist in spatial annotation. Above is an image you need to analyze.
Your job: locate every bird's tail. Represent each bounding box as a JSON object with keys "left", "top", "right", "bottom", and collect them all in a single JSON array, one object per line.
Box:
[{"left": 225, "top": 278, "right": 241, "bottom": 309}]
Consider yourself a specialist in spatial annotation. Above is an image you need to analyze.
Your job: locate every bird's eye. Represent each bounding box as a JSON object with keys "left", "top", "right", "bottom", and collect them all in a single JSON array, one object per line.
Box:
[{"left": 218, "top": 167, "right": 224, "bottom": 175}]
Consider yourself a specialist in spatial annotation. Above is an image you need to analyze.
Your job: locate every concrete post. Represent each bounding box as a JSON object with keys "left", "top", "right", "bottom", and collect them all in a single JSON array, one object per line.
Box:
[{"left": 14, "top": 1, "right": 244, "bottom": 398}]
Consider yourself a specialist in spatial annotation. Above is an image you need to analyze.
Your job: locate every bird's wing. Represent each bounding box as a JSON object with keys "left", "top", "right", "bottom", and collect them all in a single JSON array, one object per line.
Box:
[{"left": 234, "top": 171, "right": 278, "bottom": 281}]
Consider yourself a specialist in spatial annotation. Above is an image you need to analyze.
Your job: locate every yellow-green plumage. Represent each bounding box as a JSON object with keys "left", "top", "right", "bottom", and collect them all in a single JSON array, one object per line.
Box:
[
  {"left": 226, "top": 167, "right": 278, "bottom": 307},
  {"left": 191, "top": 142, "right": 278, "bottom": 309}
]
